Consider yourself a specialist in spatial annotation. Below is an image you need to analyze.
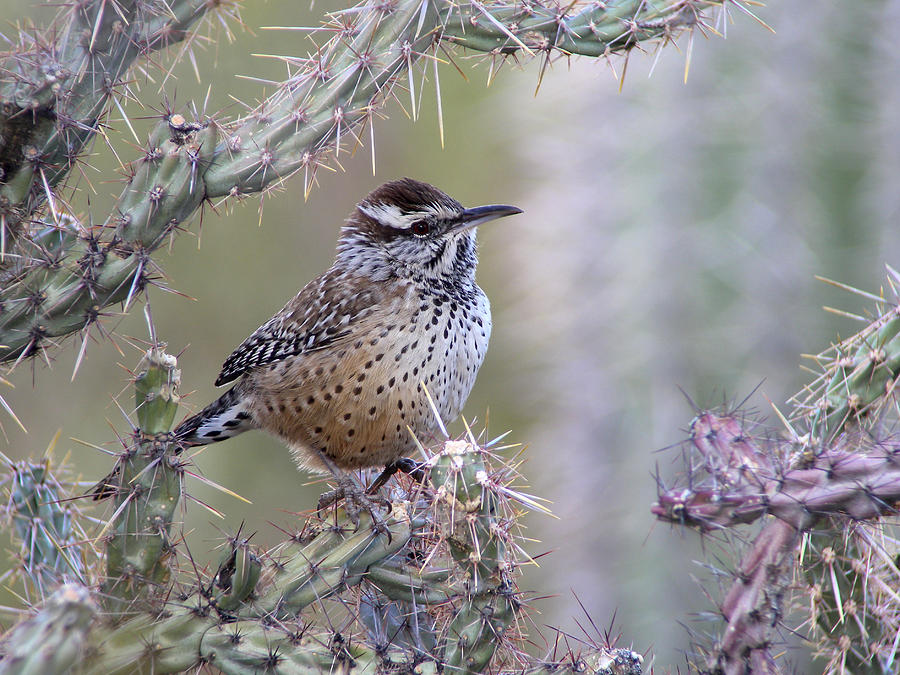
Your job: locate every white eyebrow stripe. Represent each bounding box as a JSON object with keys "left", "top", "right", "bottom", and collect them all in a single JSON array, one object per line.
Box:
[{"left": 359, "top": 202, "right": 412, "bottom": 228}]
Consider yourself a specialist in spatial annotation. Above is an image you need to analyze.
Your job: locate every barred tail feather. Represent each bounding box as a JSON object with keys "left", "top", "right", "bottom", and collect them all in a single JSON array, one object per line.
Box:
[
  {"left": 175, "top": 387, "right": 255, "bottom": 445},
  {"left": 91, "top": 387, "right": 253, "bottom": 501}
]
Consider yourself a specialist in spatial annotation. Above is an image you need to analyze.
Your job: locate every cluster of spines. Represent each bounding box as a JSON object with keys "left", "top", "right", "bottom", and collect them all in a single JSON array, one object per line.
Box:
[
  {"left": 0, "top": 0, "right": 722, "bottom": 366},
  {"left": 791, "top": 276, "right": 900, "bottom": 435},
  {"left": 801, "top": 526, "right": 900, "bottom": 674}
]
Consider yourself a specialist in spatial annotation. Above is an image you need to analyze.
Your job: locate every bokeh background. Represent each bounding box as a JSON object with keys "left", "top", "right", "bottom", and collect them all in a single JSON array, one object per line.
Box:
[{"left": 3, "top": 0, "right": 900, "bottom": 669}]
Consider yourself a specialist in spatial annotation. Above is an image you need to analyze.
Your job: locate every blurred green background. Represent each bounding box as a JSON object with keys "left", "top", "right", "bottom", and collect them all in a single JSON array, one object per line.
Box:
[{"left": 4, "top": 0, "right": 900, "bottom": 669}]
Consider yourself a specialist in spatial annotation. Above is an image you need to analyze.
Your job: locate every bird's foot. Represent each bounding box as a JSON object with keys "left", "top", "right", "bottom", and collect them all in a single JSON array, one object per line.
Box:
[
  {"left": 318, "top": 474, "right": 391, "bottom": 536},
  {"left": 367, "top": 457, "right": 429, "bottom": 495}
]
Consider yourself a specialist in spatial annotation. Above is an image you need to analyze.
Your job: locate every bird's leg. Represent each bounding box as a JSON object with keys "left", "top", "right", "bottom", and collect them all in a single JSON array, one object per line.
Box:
[
  {"left": 367, "top": 458, "right": 429, "bottom": 495},
  {"left": 314, "top": 450, "right": 390, "bottom": 533}
]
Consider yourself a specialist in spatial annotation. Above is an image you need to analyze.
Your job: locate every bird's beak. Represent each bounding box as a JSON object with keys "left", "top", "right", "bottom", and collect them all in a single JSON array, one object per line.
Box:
[{"left": 450, "top": 204, "right": 523, "bottom": 234}]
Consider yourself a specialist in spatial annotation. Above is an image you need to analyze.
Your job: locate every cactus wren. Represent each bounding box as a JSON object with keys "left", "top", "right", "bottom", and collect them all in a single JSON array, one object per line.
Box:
[{"left": 96, "top": 178, "right": 521, "bottom": 520}]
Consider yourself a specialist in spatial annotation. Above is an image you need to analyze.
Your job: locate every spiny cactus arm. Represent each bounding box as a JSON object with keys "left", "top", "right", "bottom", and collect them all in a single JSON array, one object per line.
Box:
[
  {"left": 785, "top": 287, "right": 900, "bottom": 674},
  {"left": 7, "top": 460, "right": 87, "bottom": 600},
  {"left": 654, "top": 280, "right": 900, "bottom": 674},
  {"left": 653, "top": 414, "right": 798, "bottom": 674},
  {"left": 652, "top": 412, "right": 900, "bottom": 531},
  {"left": 79, "top": 511, "right": 410, "bottom": 674},
  {"left": 703, "top": 520, "right": 797, "bottom": 675},
  {"left": 0, "top": 0, "right": 220, "bottom": 232},
  {"left": 800, "top": 529, "right": 889, "bottom": 675},
  {"left": 364, "top": 559, "right": 454, "bottom": 604},
  {"left": 0, "top": 0, "right": 726, "bottom": 365},
  {"left": 195, "top": 632, "right": 645, "bottom": 675},
  {"left": 0, "top": 119, "right": 219, "bottom": 363},
  {"left": 428, "top": 442, "right": 518, "bottom": 674},
  {"left": 81, "top": 443, "right": 527, "bottom": 675},
  {"left": 0, "top": 584, "right": 97, "bottom": 675},
  {"left": 793, "top": 303, "right": 900, "bottom": 436},
  {"left": 202, "top": 0, "right": 716, "bottom": 196},
  {"left": 250, "top": 510, "right": 412, "bottom": 617},
  {"left": 442, "top": 0, "right": 714, "bottom": 57},
  {"left": 101, "top": 347, "right": 183, "bottom": 614},
  {"left": 86, "top": 612, "right": 643, "bottom": 675},
  {"left": 202, "top": 0, "right": 441, "bottom": 198}
]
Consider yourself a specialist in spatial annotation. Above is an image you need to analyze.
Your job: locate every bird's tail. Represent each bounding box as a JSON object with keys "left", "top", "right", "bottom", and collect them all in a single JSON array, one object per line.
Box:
[
  {"left": 90, "top": 387, "right": 254, "bottom": 500},
  {"left": 173, "top": 386, "right": 255, "bottom": 445}
]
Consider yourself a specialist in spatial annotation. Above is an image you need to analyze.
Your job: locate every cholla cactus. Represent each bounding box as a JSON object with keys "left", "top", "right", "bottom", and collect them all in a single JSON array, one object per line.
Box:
[
  {"left": 653, "top": 269, "right": 900, "bottom": 674},
  {"left": 5, "top": 455, "right": 89, "bottom": 602},
  {"left": 0, "top": 345, "right": 642, "bottom": 674}
]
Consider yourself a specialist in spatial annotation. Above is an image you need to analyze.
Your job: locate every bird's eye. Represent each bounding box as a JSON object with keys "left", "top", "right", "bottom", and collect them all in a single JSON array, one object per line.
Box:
[{"left": 411, "top": 220, "right": 430, "bottom": 236}]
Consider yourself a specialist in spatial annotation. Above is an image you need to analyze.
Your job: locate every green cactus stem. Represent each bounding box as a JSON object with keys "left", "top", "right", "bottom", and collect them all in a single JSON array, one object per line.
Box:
[
  {"left": 442, "top": 0, "right": 709, "bottom": 57},
  {"left": 0, "top": 117, "right": 220, "bottom": 363},
  {"left": 802, "top": 526, "right": 896, "bottom": 675},
  {"left": 819, "top": 307, "right": 900, "bottom": 432},
  {"left": 0, "top": 0, "right": 222, "bottom": 238},
  {"left": 429, "top": 441, "right": 518, "bottom": 674},
  {"left": 79, "top": 509, "right": 409, "bottom": 674},
  {"left": 101, "top": 346, "right": 182, "bottom": 614},
  {"left": 1, "top": 410, "right": 640, "bottom": 675},
  {"left": 0, "top": 584, "right": 97, "bottom": 675},
  {"left": 7, "top": 460, "right": 86, "bottom": 600},
  {"left": 77, "top": 443, "right": 525, "bottom": 674}
]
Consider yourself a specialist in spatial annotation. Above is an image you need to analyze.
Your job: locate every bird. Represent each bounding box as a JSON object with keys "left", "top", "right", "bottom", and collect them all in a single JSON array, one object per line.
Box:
[{"left": 93, "top": 178, "right": 522, "bottom": 524}]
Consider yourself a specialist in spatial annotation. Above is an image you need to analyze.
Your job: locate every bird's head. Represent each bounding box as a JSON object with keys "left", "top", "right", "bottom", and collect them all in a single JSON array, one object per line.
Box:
[{"left": 337, "top": 178, "right": 522, "bottom": 284}]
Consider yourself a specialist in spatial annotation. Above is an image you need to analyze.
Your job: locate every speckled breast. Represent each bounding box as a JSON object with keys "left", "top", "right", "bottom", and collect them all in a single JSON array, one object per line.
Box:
[{"left": 243, "top": 281, "right": 491, "bottom": 473}]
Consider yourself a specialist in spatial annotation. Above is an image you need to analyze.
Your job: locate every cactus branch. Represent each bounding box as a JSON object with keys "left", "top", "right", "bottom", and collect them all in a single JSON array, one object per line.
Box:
[
  {"left": 100, "top": 347, "right": 183, "bottom": 614},
  {"left": 1, "top": 354, "right": 644, "bottom": 675},
  {"left": 652, "top": 412, "right": 900, "bottom": 531},
  {"left": 5, "top": 458, "right": 88, "bottom": 601},
  {"left": 0, "top": 0, "right": 223, "bottom": 239},
  {"left": 654, "top": 276, "right": 900, "bottom": 674},
  {"left": 441, "top": 0, "right": 707, "bottom": 57},
  {"left": 0, "top": 584, "right": 97, "bottom": 675}
]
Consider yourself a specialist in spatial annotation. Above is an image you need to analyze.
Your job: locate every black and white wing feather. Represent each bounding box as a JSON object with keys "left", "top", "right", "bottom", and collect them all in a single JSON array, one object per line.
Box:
[{"left": 215, "top": 270, "right": 382, "bottom": 386}]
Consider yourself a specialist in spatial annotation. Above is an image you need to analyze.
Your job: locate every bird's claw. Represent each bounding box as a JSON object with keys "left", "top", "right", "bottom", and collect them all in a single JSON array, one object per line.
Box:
[
  {"left": 318, "top": 475, "right": 392, "bottom": 538},
  {"left": 367, "top": 457, "right": 429, "bottom": 495}
]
